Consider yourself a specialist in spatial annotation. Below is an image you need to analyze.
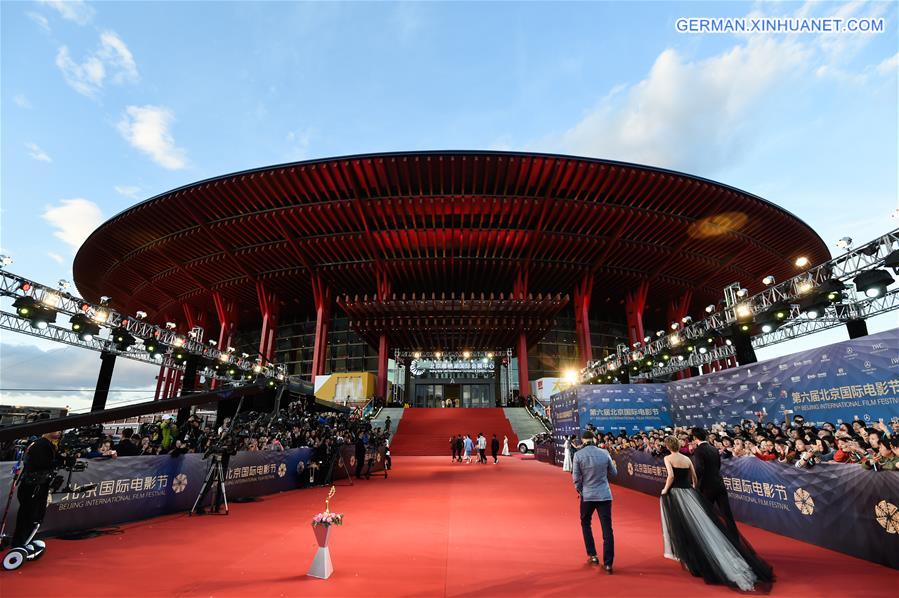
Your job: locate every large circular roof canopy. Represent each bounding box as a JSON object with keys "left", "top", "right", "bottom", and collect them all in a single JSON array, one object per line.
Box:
[{"left": 74, "top": 150, "right": 829, "bottom": 342}]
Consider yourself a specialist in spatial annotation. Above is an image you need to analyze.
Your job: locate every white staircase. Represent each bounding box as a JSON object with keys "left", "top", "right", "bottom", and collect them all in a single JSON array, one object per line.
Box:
[
  {"left": 371, "top": 407, "right": 404, "bottom": 438},
  {"left": 503, "top": 407, "right": 549, "bottom": 441}
]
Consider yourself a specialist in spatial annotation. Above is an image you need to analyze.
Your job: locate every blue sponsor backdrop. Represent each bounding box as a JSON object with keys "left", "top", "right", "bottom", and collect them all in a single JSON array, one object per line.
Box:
[
  {"left": 667, "top": 328, "right": 899, "bottom": 427},
  {"left": 550, "top": 390, "right": 580, "bottom": 466},
  {"left": 606, "top": 449, "right": 899, "bottom": 569},
  {"left": 0, "top": 445, "right": 386, "bottom": 537},
  {"left": 577, "top": 384, "right": 672, "bottom": 433}
]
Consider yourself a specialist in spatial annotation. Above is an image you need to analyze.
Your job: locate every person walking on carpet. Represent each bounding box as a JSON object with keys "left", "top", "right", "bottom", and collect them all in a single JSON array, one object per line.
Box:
[
  {"left": 454, "top": 434, "right": 463, "bottom": 462},
  {"left": 691, "top": 427, "right": 739, "bottom": 537},
  {"left": 477, "top": 433, "right": 487, "bottom": 464},
  {"left": 571, "top": 430, "right": 616, "bottom": 573},
  {"left": 502, "top": 435, "right": 510, "bottom": 456},
  {"left": 463, "top": 434, "right": 473, "bottom": 464},
  {"left": 491, "top": 433, "right": 500, "bottom": 464},
  {"left": 450, "top": 435, "right": 459, "bottom": 463},
  {"left": 660, "top": 435, "right": 773, "bottom": 592}
]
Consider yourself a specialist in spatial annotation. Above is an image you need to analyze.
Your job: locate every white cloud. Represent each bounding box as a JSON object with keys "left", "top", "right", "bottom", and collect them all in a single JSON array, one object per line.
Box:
[
  {"left": 26, "top": 11, "right": 51, "bottom": 32},
  {"left": 13, "top": 93, "right": 32, "bottom": 109},
  {"left": 38, "top": 0, "right": 94, "bottom": 25},
  {"left": 114, "top": 185, "right": 142, "bottom": 200},
  {"left": 25, "top": 142, "right": 52, "bottom": 163},
  {"left": 549, "top": 37, "right": 809, "bottom": 173},
  {"left": 877, "top": 52, "right": 899, "bottom": 77},
  {"left": 47, "top": 251, "right": 64, "bottom": 264},
  {"left": 543, "top": 2, "right": 890, "bottom": 175},
  {"left": 118, "top": 105, "right": 188, "bottom": 170},
  {"left": 56, "top": 31, "right": 139, "bottom": 97},
  {"left": 286, "top": 128, "right": 313, "bottom": 161},
  {"left": 41, "top": 198, "right": 104, "bottom": 253}
]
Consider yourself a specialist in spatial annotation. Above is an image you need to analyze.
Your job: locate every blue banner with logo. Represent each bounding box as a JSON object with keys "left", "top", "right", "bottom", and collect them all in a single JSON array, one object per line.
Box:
[
  {"left": 577, "top": 384, "right": 672, "bottom": 433},
  {"left": 667, "top": 328, "right": 899, "bottom": 427},
  {"left": 0, "top": 448, "right": 316, "bottom": 537},
  {"left": 606, "top": 449, "right": 899, "bottom": 569},
  {"left": 534, "top": 441, "right": 556, "bottom": 465},
  {"left": 550, "top": 390, "right": 580, "bottom": 466}
]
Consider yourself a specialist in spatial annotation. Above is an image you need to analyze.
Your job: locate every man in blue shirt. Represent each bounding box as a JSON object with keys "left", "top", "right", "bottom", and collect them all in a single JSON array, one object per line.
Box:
[{"left": 571, "top": 430, "right": 617, "bottom": 573}]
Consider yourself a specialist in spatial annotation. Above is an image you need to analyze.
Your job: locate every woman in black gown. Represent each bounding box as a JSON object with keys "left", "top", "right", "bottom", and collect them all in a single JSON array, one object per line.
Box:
[{"left": 659, "top": 436, "right": 774, "bottom": 592}]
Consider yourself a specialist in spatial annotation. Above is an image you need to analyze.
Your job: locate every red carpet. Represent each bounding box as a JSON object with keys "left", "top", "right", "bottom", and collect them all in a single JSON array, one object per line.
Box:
[
  {"left": 390, "top": 408, "right": 518, "bottom": 455},
  {"left": 2, "top": 457, "right": 895, "bottom": 597}
]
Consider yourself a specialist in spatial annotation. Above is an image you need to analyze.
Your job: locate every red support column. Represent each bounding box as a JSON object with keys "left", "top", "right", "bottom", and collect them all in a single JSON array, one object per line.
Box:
[
  {"left": 155, "top": 364, "right": 167, "bottom": 401},
  {"left": 255, "top": 281, "right": 280, "bottom": 363},
  {"left": 517, "top": 332, "right": 530, "bottom": 398},
  {"left": 375, "top": 269, "right": 392, "bottom": 400},
  {"left": 625, "top": 281, "right": 650, "bottom": 346},
  {"left": 212, "top": 292, "right": 238, "bottom": 390},
  {"left": 311, "top": 273, "right": 333, "bottom": 380},
  {"left": 514, "top": 269, "right": 530, "bottom": 395},
  {"left": 574, "top": 272, "right": 594, "bottom": 368},
  {"left": 666, "top": 290, "right": 693, "bottom": 380}
]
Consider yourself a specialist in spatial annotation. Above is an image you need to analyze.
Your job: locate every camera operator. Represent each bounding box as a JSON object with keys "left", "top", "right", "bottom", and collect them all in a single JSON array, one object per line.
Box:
[{"left": 10, "top": 431, "right": 61, "bottom": 548}]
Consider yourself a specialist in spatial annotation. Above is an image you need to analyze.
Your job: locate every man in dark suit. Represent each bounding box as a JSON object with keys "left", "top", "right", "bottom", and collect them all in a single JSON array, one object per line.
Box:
[
  {"left": 490, "top": 434, "right": 500, "bottom": 464},
  {"left": 691, "top": 427, "right": 737, "bottom": 536}
]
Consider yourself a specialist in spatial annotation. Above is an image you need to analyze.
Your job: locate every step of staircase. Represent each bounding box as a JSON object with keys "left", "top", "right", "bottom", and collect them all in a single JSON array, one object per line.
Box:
[
  {"left": 370, "top": 407, "right": 405, "bottom": 438},
  {"left": 503, "top": 407, "right": 549, "bottom": 443},
  {"left": 390, "top": 408, "right": 518, "bottom": 456}
]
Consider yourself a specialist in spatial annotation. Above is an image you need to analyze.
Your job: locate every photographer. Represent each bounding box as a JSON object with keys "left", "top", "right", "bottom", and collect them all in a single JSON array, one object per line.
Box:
[{"left": 11, "top": 431, "right": 61, "bottom": 548}]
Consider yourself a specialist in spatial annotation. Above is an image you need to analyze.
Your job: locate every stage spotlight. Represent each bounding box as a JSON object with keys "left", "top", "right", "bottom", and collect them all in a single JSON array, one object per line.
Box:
[
  {"left": 111, "top": 327, "right": 136, "bottom": 351},
  {"left": 14, "top": 297, "right": 57, "bottom": 329},
  {"left": 486, "top": 352, "right": 494, "bottom": 359},
  {"left": 266, "top": 378, "right": 278, "bottom": 388},
  {"left": 739, "top": 323, "right": 751, "bottom": 332},
  {"left": 165, "top": 322, "right": 177, "bottom": 330},
  {"left": 0, "top": 255, "right": 12, "bottom": 268},
  {"left": 656, "top": 330, "right": 664, "bottom": 337},
  {"left": 816, "top": 279, "right": 846, "bottom": 302},
  {"left": 173, "top": 347, "right": 189, "bottom": 362},
  {"left": 762, "top": 275, "right": 776, "bottom": 286},
  {"left": 699, "top": 347, "right": 708, "bottom": 354},
  {"left": 92, "top": 308, "right": 110, "bottom": 324},
  {"left": 761, "top": 324, "right": 773, "bottom": 334},
  {"left": 69, "top": 314, "right": 100, "bottom": 341},
  {"left": 57, "top": 280, "right": 72, "bottom": 292},
  {"left": 434, "top": 351, "right": 442, "bottom": 359},
  {"left": 13, "top": 296, "right": 36, "bottom": 318},
  {"left": 643, "top": 335, "right": 651, "bottom": 343},
  {"left": 669, "top": 334, "right": 682, "bottom": 347},
  {"left": 413, "top": 351, "right": 422, "bottom": 359},
  {"left": 705, "top": 304, "right": 715, "bottom": 314},
  {"left": 41, "top": 291, "right": 61, "bottom": 308},
  {"left": 462, "top": 351, "right": 471, "bottom": 359},
  {"left": 854, "top": 269, "right": 894, "bottom": 298},
  {"left": 135, "top": 310, "right": 148, "bottom": 319},
  {"left": 736, "top": 288, "right": 749, "bottom": 298},
  {"left": 735, "top": 304, "right": 752, "bottom": 319},
  {"left": 145, "top": 339, "right": 168, "bottom": 358},
  {"left": 173, "top": 337, "right": 186, "bottom": 348},
  {"left": 681, "top": 316, "right": 692, "bottom": 324},
  {"left": 883, "top": 249, "right": 899, "bottom": 274},
  {"left": 836, "top": 237, "right": 853, "bottom": 250},
  {"left": 563, "top": 369, "right": 578, "bottom": 385},
  {"left": 797, "top": 280, "right": 814, "bottom": 295},
  {"left": 100, "top": 296, "right": 112, "bottom": 305},
  {"left": 795, "top": 256, "right": 810, "bottom": 268},
  {"left": 670, "top": 322, "right": 678, "bottom": 330}
]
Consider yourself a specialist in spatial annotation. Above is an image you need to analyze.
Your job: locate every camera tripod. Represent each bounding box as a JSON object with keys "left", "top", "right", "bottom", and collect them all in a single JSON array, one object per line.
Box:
[{"left": 190, "top": 453, "right": 229, "bottom": 516}]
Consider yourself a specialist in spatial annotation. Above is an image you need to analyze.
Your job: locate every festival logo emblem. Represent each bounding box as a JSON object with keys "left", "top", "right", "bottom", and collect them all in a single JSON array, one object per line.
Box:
[
  {"left": 627, "top": 462, "right": 634, "bottom": 476},
  {"left": 875, "top": 500, "right": 899, "bottom": 534},
  {"left": 349, "top": 456, "right": 356, "bottom": 467},
  {"left": 172, "top": 473, "right": 189, "bottom": 493},
  {"left": 376, "top": 452, "right": 382, "bottom": 463},
  {"left": 296, "top": 461, "right": 306, "bottom": 475},
  {"left": 277, "top": 463, "right": 287, "bottom": 478},
  {"left": 793, "top": 488, "right": 814, "bottom": 515}
]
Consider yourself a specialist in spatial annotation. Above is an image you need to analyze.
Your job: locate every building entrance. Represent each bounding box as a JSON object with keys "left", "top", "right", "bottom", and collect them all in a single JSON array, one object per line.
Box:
[{"left": 412, "top": 380, "right": 494, "bottom": 407}]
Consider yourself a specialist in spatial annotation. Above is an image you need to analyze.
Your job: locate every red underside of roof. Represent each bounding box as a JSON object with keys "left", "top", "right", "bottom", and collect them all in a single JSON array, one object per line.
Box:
[{"left": 73, "top": 151, "right": 830, "bottom": 340}]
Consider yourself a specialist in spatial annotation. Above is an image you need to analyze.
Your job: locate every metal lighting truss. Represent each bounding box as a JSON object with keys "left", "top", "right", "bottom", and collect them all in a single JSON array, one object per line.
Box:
[
  {"left": 0, "top": 270, "right": 285, "bottom": 381},
  {"left": 581, "top": 228, "right": 899, "bottom": 382}
]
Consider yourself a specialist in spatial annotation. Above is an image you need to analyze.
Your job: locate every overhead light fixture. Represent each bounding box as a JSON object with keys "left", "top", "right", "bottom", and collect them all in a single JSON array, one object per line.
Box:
[
  {"left": 0, "top": 255, "right": 12, "bottom": 268},
  {"left": 13, "top": 296, "right": 57, "bottom": 330},
  {"left": 669, "top": 334, "right": 682, "bottom": 347},
  {"left": 99, "top": 296, "right": 112, "bottom": 305},
  {"left": 462, "top": 351, "right": 471, "bottom": 359},
  {"left": 883, "top": 249, "right": 899, "bottom": 274},
  {"left": 761, "top": 324, "right": 773, "bottom": 334},
  {"left": 736, "top": 288, "right": 749, "bottom": 298},
  {"left": 656, "top": 330, "right": 664, "bottom": 337},
  {"left": 57, "top": 280, "right": 72, "bottom": 292},
  {"left": 836, "top": 237, "right": 853, "bottom": 250},
  {"left": 735, "top": 304, "right": 752, "bottom": 319},
  {"left": 173, "top": 337, "right": 186, "bottom": 348},
  {"left": 41, "top": 292, "right": 61, "bottom": 308},
  {"left": 13, "top": 296, "right": 36, "bottom": 318},
  {"left": 111, "top": 327, "right": 136, "bottom": 351},
  {"left": 563, "top": 369, "right": 578, "bottom": 385},
  {"left": 670, "top": 322, "right": 678, "bottom": 330},
  {"left": 434, "top": 351, "right": 442, "bottom": 359},
  {"left": 486, "top": 351, "right": 494, "bottom": 359},
  {"left": 165, "top": 322, "right": 177, "bottom": 330},
  {"left": 797, "top": 280, "right": 814, "bottom": 295},
  {"left": 705, "top": 304, "right": 715, "bottom": 313},
  {"left": 699, "top": 347, "right": 708, "bottom": 354},
  {"left": 145, "top": 340, "right": 168, "bottom": 358},
  {"left": 135, "top": 310, "right": 148, "bottom": 319},
  {"left": 762, "top": 275, "right": 776, "bottom": 286},
  {"left": 854, "top": 269, "right": 894, "bottom": 298},
  {"left": 681, "top": 316, "right": 692, "bottom": 324},
  {"left": 69, "top": 314, "right": 100, "bottom": 341},
  {"left": 92, "top": 309, "right": 110, "bottom": 324},
  {"left": 795, "top": 256, "right": 810, "bottom": 268},
  {"left": 413, "top": 351, "right": 421, "bottom": 359},
  {"left": 643, "top": 336, "right": 651, "bottom": 343}
]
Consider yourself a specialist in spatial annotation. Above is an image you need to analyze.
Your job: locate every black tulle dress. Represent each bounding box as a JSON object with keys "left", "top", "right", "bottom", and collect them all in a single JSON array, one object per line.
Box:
[{"left": 660, "top": 467, "right": 774, "bottom": 592}]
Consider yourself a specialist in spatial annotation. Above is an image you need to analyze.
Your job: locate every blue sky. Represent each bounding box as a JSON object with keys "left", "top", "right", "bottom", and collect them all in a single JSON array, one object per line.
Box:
[{"left": 1, "top": 0, "right": 897, "bottom": 411}]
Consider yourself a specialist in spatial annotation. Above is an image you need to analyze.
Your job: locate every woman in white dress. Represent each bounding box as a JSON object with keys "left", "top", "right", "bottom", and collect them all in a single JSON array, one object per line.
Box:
[
  {"left": 562, "top": 436, "right": 572, "bottom": 471},
  {"left": 502, "top": 435, "right": 510, "bottom": 456}
]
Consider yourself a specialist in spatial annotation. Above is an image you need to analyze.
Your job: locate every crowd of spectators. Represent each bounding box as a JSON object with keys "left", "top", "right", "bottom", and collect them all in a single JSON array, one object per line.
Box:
[
  {"left": 39, "top": 396, "right": 390, "bottom": 477},
  {"left": 573, "top": 414, "right": 899, "bottom": 472}
]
